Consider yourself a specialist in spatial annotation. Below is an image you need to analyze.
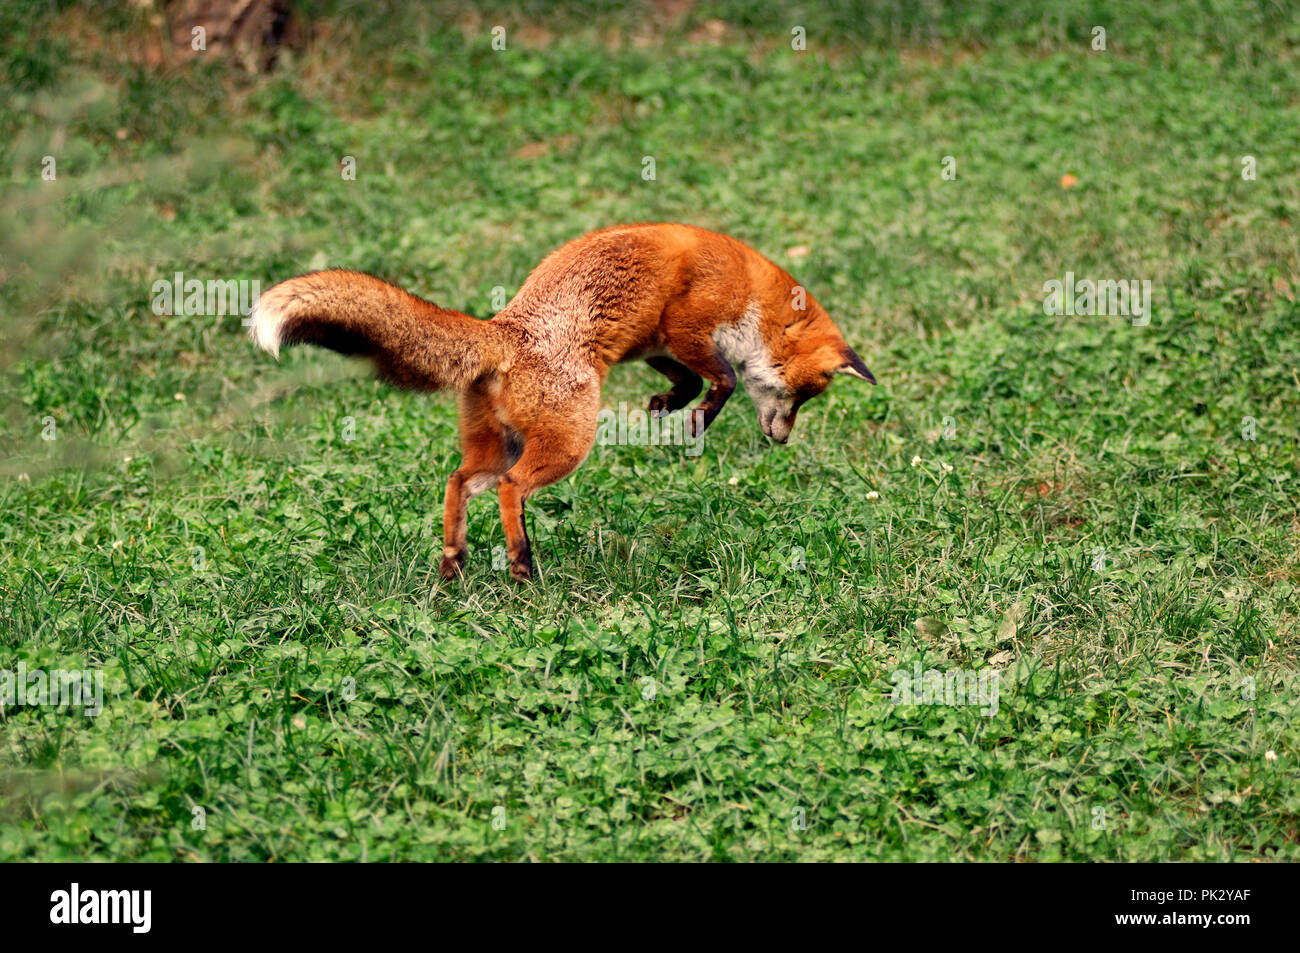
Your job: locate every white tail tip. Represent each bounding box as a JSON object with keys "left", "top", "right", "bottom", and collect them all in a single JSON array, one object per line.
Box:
[{"left": 247, "top": 286, "right": 290, "bottom": 358}]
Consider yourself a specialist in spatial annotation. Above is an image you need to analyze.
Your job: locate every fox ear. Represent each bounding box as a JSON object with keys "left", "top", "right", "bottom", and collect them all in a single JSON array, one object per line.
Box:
[{"left": 837, "top": 346, "right": 877, "bottom": 384}]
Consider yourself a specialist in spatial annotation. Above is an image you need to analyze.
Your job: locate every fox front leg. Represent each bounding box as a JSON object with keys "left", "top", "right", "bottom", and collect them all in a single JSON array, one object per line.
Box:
[
  {"left": 646, "top": 356, "right": 703, "bottom": 417},
  {"left": 673, "top": 348, "right": 735, "bottom": 438}
]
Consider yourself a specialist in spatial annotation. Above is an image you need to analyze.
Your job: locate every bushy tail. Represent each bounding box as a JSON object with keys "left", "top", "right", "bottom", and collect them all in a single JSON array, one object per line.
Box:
[{"left": 248, "top": 269, "right": 503, "bottom": 391}]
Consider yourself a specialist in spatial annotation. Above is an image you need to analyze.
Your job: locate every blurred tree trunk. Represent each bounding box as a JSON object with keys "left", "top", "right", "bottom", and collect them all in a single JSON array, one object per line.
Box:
[{"left": 163, "top": 0, "right": 297, "bottom": 70}]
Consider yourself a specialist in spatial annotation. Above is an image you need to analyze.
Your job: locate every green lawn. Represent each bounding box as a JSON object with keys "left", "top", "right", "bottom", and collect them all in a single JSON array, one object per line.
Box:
[{"left": 1, "top": 0, "right": 1298, "bottom": 860}]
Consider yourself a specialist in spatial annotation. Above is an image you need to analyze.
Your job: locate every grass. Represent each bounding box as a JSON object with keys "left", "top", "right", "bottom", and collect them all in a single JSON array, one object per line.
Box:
[{"left": 1, "top": 0, "right": 1298, "bottom": 861}]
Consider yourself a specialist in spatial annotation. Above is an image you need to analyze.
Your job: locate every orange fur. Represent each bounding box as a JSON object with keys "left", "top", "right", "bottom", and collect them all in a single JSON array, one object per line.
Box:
[{"left": 250, "top": 223, "right": 874, "bottom": 581}]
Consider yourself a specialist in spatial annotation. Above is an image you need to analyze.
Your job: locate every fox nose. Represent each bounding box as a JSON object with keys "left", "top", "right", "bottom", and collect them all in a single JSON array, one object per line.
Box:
[{"left": 761, "top": 410, "right": 791, "bottom": 443}]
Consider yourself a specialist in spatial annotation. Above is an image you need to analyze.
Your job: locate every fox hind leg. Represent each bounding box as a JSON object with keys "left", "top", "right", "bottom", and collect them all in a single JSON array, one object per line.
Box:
[
  {"left": 497, "top": 411, "right": 596, "bottom": 582},
  {"left": 439, "top": 392, "right": 518, "bottom": 580}
]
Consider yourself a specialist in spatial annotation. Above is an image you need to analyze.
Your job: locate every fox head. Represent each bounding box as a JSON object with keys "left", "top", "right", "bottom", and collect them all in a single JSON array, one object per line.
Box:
[{"left": 720, "top": 298, "right": 875, "bottom": 443}]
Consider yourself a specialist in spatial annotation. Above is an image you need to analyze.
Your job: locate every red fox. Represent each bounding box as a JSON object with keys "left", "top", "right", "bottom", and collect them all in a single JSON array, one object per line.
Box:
[{"left": 249, "top": 223, "right": 875, "bottom": 581}]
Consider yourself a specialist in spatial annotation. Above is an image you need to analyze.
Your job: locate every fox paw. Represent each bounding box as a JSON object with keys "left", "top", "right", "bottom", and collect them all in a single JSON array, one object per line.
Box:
[
  {"left": 649, "top": 392, "right": 691, "bottom": 417},
  {"left": 509, "top": 554, "right": 534, "bottom": 582},
  {"left": 438, "top": 551, "right": 466, "bottom": 581}
]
